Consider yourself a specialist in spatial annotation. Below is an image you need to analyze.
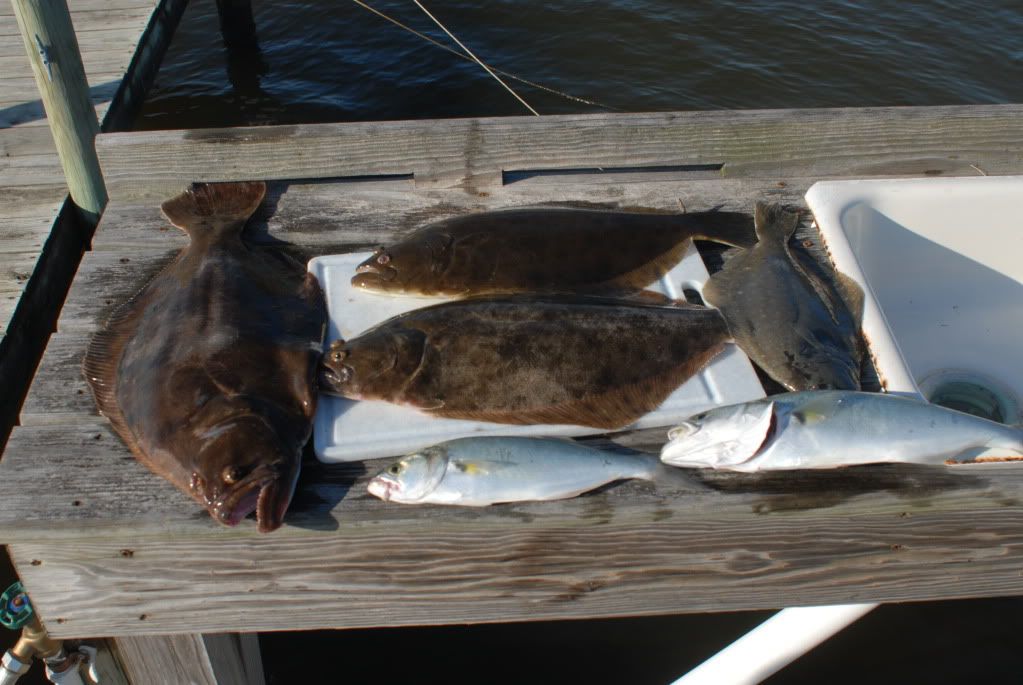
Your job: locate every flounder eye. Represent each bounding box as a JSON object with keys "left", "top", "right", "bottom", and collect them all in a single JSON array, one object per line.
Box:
[
  {"left": 331, "top": 349, "right": 348, "bottom": 363},
  {"left": 221, "top": 465, "right": 244, "bottom": 485},
  {"left": 377, "top": 253, "right": 391, "bottom": 265}
]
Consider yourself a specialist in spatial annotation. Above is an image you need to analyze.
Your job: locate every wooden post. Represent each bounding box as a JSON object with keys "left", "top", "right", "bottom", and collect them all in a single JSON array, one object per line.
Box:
[
  {"left": 111, "top": 634, "right": 265, "bottom": 685},
  {"left": 11, "top": 0, "right": 108, "bottom": 227}
]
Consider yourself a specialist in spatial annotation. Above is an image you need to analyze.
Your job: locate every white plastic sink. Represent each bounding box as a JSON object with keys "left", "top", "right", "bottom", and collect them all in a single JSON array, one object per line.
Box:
[{"left": 806, "top": 176, "right": 1023, "bottom": 422}]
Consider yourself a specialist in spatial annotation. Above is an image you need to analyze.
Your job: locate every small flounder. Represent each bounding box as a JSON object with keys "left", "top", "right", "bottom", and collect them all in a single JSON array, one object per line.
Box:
[
  {"left": 319, "top": 295, "right": 730, "bottom": 430},
  {"left": 83, "top": 182, "right": 326, "bottom": 532},
  {"left": 352, "top": 207, "right": 755, "bottom": 296},
  {"left": 702, "top": 202, "right": 866, "bottom": 391},
  {"left": 368, "top": 436, "right": 671, "bottom": 505}
]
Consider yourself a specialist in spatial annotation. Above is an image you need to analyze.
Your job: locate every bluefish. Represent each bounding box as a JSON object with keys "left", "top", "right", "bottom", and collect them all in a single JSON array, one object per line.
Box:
[
  {"left": 352, "top": 207, "right": 755, "bottom": 296},
  {"left": 84, "top": 182, "right": 326, "bottom": 532},
  {"left": 702, "top": 202, "right": 865, "bottom": 391},
  {"left": 660, "top": 390, "right": 1023, "bottom": 471},
  {"left": 319, "top": 295, "right": 729, "bottom": 430},
  {"left": 368, "top": 436, "right": 671, "bottom": 505}
]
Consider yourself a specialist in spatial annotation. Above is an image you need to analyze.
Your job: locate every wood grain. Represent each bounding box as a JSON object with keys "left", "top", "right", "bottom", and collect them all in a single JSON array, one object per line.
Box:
[
  {"left": 8, "top": 451, "right": 1023, "bottom": 637},
  {"left": 95, "top": 105, "right": 1023, "bottom": 195},
  {"left": 112, "top": 633, "right": 264, "bottom": 685}
]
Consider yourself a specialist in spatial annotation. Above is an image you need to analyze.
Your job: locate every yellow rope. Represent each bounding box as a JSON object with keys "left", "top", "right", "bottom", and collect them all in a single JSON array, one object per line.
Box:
[{"left": 350, "top": 0, "right": 616, "bottom": 111}]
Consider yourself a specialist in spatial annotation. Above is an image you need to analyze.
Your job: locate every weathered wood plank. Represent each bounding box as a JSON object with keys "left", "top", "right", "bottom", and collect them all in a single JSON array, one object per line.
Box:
[
  {"left": 5, "top": 420, "right": 1023, "bottom": 638},
  {"left": 111, "top": 633, "right": 264, "bottom": 685},
  {"left": 95, "top": 105, "right": 1023, "bottom": 194},
  {"left": 0, "top": 200, "right": 87, "bottom": 452}
]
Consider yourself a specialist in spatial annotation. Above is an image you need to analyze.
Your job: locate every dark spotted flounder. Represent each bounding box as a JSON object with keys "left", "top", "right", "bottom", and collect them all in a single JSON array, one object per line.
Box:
[
  {"left": 352, "top": 207, "right": 755, "bottom": 296},
  {"left": 319, "top": 295, "right": 729, "bottom": 430},
  {"left": 84, "top": 182, "right": 326, "bottom": 532},
  {"left": 702, "top": 202, "right": 865, "bottom": 391}
]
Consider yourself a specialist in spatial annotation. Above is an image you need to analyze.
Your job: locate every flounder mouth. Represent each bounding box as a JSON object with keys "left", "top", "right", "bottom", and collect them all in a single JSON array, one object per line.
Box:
[
  {"left": 352, "top": 262, "right": 398, "bottom": 286},
  {"left": 206, "top": 469, "right": 290, "bottom": 533},
  {"left": 319, "top": 365, "right": 353, "bottom": 392}
]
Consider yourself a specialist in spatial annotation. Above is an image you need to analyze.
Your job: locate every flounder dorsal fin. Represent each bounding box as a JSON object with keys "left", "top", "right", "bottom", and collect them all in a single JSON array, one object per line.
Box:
[
  {"left": 83, "top": 296, "right": 196, "bottom": 498},
  {"left": 161, "top": 181, "right": 266, "bottom": 242}
]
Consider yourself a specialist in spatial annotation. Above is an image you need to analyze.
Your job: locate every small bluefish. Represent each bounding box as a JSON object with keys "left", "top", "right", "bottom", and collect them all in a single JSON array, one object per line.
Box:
[
  {"left": 84, "top": 182, "right": 326, "bottom": 532},
  {"left": 319, "top": 294, "right": 729, "bottom": 430},
  {"left": 368, "top": 436, "right": 672, "bottom": 505},
  {"left": 660, "top": 390, "right": 1023, "bottom": 471},
  {"left": 352, "top": 207, "right": 755, "bottom": 296},
  {"left": 702, "top": 202, "right": 865, "bottom": 391}
]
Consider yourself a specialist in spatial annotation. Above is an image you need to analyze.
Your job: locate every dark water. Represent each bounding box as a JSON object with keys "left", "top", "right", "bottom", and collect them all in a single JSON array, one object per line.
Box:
[
  {"left": 137, "top": 0, "right": 1023, "bottom": 129},
  {"left": 133, "top": 3, "right": 1023, "bottom": 683}
]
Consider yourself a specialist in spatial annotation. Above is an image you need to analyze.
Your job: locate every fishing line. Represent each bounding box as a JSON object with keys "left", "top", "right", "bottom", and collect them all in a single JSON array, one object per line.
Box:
[
  {"left": 350, "top": 0, "right": 615, "bottom": 111},
  {"left": 409, "top": 0, "right": 539, "bottom": 115}
]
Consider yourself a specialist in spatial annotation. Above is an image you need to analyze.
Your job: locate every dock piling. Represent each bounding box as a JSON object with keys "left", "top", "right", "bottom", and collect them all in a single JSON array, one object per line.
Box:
[{"left": 11, "top": 0, "right": 109, "bottom": 227}]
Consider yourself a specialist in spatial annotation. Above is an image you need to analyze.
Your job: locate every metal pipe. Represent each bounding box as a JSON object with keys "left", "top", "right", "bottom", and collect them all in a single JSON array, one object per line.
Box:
[{"left": 670, "top": 604, "right": 877, "bottom": 685}]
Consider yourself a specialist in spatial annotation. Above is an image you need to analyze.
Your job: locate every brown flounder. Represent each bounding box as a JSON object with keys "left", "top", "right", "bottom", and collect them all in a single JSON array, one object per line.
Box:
[
  {"left": 83, "top": 182, "right": 326, "bottom": 533},
  {"left": 702, "top": 202, "right": 865, "bottom": 391},
  {"left": 319, "top": 295, "right": 729, "bottom": 429},
  {"left": 352, "top": 207, "right": 755, "bottom": 296}
]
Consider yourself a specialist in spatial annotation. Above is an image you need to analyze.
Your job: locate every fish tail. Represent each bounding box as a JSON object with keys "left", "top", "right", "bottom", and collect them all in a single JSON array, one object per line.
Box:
[
  {"left": 753, "top": 201, "right": 800, "bottom": 245},
  {"left": 636, "top": 456, "right": 705, "bottom": 491},
  {"left": 684, "top": 210, "right": 757, "bottom": 249},
  {"left": 161, "top": 181, "right": 266, "bottom": 240}
]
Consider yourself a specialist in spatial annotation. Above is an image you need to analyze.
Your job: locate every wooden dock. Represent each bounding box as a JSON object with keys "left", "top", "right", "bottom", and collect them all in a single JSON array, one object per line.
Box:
[
  {"left": 1, "top": 105, "right": 1021, "bottom": 674},
  {"left": 0, "top": 0, "right": 186, "bottom": 448}
]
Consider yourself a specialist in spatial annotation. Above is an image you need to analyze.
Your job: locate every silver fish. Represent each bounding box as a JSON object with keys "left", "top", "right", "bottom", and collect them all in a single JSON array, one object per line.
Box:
[
  {"left": 661, "top": 391, "right": 1023, "bottom": 471},
  {"left": 367, "top": 436, "right": 667, "bottom": 505}
]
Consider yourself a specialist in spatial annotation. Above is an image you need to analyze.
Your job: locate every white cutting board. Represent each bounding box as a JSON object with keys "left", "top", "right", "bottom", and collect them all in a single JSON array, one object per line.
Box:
[{"left": 308, "top": 244, "right": 765, "bottom": 462}]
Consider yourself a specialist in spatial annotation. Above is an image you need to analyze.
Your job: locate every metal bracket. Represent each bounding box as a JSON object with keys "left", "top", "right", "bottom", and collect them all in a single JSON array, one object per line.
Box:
[{"left": 34, "top": 34, "right": 53, "bottom": 81}]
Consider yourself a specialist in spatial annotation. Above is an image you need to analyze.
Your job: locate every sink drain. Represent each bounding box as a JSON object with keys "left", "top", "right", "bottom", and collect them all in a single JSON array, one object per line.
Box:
[{"left": 919, "top": 371, "right": 1020, "bottom": 424}]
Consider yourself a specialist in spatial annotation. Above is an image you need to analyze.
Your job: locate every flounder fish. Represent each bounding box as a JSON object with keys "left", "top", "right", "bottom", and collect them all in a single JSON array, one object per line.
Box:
[
  {"left": 661, "top": 390, "right": 1023, "bottom": 471},
  {"left": 368, "top": 436, "right": 675, "bottom": 505},
  {"left": 702, "top": 202, "right": 866, "bottom": 391},
  {"left": 84, "top": 182, "right": 326, "bottom": 532},
  {"left": 319, "top": 295, "right": 729, "bottom": 430},
  {"left": 352, "top": 207, "right": 755, "bottom": 296}
]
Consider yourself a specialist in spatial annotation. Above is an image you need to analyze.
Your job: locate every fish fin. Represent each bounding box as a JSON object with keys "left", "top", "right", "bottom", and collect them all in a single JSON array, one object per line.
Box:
[
  {"left": 601, "top": 238, "right": 693, "bottom": 291},
  {"left": 753, "top": 202, "right": 800, "bottom": 245},
  {"left": 161, "top": 181, "right": 266, "bottom": 241},
  {"left": 833, "top": 270, "right": 866, "bottom": 323},
  {"left": 83, "top": 299, "right": 198, "bottom": 498},
  {"left": 789, "top": 395, "right": 837, "bottom": 425},
  {"left": 425, "top": 342, "right": 726, "bottom": 430},
  {"left": 452, "top": 459, "right": 517, "bottom": 475},
  {"left": 684, "top": 211, "right": 757, "bottom": 249}
]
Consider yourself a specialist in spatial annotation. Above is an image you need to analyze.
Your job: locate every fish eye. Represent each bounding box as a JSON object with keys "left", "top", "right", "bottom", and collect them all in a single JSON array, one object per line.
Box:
[
  {"left": 387, "top": 463, "right": 404, "bottom": 476},
  {"left": 377, "top": 253, "right": 391, "bottom": 265},
  {"left": 221, "top": 465, "right": 244, "bottom": 485}
]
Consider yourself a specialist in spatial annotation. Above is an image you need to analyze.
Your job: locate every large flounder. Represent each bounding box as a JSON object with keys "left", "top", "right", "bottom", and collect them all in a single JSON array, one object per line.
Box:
[
  {"left": 352, "top": 207, "right": 755, "bottom": 296},
  {"left": 83, "top": 182, "right": 326, "bottom": 533},
  {"left": 702, "top": 202, "right": 866, "bottom": 391},
  {"left": 319, "top": 295, "right": 729, "bottom": 429}
]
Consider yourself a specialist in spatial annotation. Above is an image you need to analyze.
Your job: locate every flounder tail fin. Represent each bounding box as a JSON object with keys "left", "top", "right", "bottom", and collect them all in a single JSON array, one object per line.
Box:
[
  {"left": 753, "top": 201, "right": 800, "bottom": 246},
  {"left": 684, "top": 210, "right": 757, "bottom": 249},
  {"left": 161, "top": 181, "right": 266, "bottom": 241}
]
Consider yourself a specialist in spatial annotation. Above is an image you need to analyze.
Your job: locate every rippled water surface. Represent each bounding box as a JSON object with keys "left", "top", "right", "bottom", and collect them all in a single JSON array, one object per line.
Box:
[{"left": 138, "top": 0, "right": 1023, "bottom": 128}]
